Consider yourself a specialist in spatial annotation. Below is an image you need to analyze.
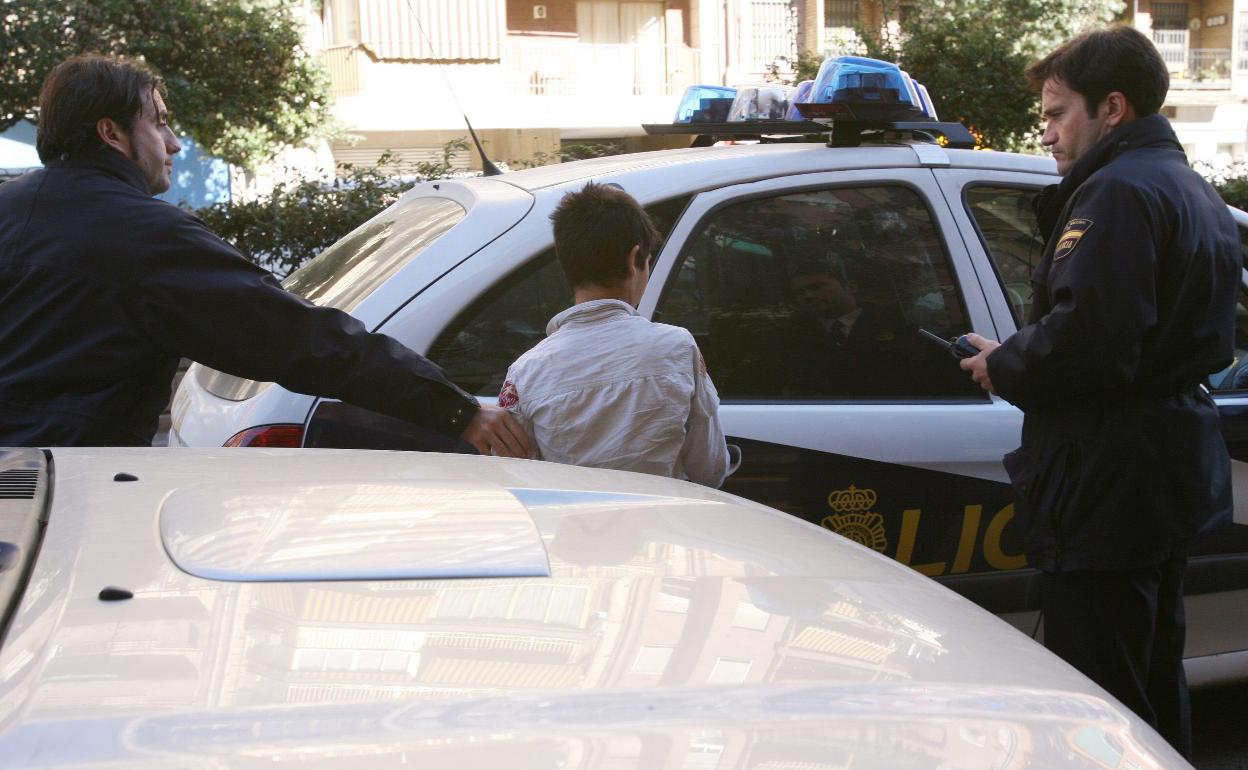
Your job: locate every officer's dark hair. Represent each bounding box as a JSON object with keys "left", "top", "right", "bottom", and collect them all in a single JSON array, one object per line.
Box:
[
  {"left": 1025, "top": 25, "right": 1169, "bottom": 117},
  {"left": 36, "top": 54, "right": 165, "bottom": 162},
  {"left": 550, "top": 182, "right": 661, "bottom": 288}
]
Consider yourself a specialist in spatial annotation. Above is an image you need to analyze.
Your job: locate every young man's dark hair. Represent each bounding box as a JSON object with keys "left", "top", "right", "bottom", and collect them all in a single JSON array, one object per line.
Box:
[
  {"left": 550, "top": 182, "right": 661, "bottom": 287},
  {"left": 36, "top": 53, "right": 164, "bottom": 162},
  {"left": 1025, "top": 25, "right": 1169, "bottom": 117}
]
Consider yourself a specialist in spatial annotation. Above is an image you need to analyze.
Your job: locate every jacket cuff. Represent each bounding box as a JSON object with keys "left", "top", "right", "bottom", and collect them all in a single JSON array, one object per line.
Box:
[{"left": 427, "top": 384, "right": 480, "bottom": 438}]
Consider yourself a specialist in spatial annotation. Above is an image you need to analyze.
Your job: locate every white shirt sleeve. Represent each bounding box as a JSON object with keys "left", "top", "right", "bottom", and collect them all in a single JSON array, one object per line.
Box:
[{"left": 676, "top": 339, "right": 731, "bottom": 488}]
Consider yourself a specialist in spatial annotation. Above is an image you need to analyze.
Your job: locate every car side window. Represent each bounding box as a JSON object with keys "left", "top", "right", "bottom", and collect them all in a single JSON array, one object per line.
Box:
[
  {"left": 963, "top": 186, "right": 1046, "bottom": 326},
  {"left": 429, "top": 249, "right": 569, "bottom": 396},
  {"left": 652, "top": 185, "right": 984, "bottom": 402},
  {"left": 429, "top": 195, "right": 693, "bottom": 396}
]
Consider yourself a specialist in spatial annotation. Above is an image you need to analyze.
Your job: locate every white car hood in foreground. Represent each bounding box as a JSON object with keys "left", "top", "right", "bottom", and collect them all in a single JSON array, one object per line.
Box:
[{"left": 0, "top": 449, "right": 1183, "bottom": 769}]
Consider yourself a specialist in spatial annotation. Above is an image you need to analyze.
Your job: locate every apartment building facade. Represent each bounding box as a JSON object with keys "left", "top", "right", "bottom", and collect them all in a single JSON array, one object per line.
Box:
[
  {"left": 311, "top": 0, "right": 1247, "bottom": 170},
  {"left": 309, "top": 0, "right": 806, "bottom": 170},
  {"left": 1134, "top": 0, "right": 1248, "bottom": 164}
]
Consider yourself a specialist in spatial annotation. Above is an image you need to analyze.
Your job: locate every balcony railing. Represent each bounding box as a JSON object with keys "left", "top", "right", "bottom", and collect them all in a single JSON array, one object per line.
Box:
[
  {"left": 1170, "top": 48, "right": 1233, "bottom": 89},
  {"left": 1153, "top": 28, "right": 1189, "bottom": 70},
  {"left": 503, "top": 41, "right": 707, "bottom": 98}
]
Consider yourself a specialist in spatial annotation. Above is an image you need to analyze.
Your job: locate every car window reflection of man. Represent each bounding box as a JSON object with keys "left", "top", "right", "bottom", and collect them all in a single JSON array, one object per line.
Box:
[
  {"left": 789, "top": 264, "right": 864, "bottom": 343},
  {"left": 784, "top": 260, "right": 908, "bottom": 399}
]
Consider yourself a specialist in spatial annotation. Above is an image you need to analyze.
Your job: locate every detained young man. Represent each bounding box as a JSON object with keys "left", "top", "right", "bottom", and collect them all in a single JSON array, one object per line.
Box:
[{"left": 498, "top": 182, "right": 733, "bottom": 487}]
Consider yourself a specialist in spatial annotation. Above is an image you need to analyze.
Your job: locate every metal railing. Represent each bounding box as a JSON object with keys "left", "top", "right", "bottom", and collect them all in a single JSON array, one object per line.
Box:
[
  {"left": 1239, "top": 12, "right": 1248, "bottom": 72},
  {"left": 748, "top": 0, "right": 798, "bottom": 72},
  {"left": 1171, "top": 48, "right": 1233, "bottom": 88},
  {"left": 502, "top": 41, "right": 707, "bottom": 98},
  {"left": 1153, "top": 28, "right": 1189, "bottom": 70}
]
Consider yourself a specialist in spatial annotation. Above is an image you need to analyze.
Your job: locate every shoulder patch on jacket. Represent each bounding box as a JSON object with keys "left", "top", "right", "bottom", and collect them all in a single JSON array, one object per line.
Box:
[
  {"left": 498, "top": 380, "right": 519, "bottom": 410},
  {"left": 1053, "top": 218, "right": 1093, "bottom": 261}
]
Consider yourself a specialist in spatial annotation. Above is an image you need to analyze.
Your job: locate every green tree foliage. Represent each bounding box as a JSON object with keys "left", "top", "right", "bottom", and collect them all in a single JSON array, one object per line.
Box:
[
  {"left": 0, "top": 0, "right": 331, "bottom": 168},
  {"left": 1197, "top": 162, "right": 1248, "bottom": 211},
  {"left": 860, "top": 0, "right": 1123, "bottom": 149},
  {"left": 767, "top": 50, "right": 825, "bottom": 85},
  {"left": 195, "top": 143, "right": 468, "bottom": 277},
  {"left": 792, "top": 50, "right": 825, "bottom": 84}
]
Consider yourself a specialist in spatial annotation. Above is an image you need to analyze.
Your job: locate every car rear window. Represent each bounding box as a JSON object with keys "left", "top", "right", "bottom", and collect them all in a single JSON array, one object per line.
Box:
[{"left": 197, "top": 196, "right": 466, "bottom": 401}]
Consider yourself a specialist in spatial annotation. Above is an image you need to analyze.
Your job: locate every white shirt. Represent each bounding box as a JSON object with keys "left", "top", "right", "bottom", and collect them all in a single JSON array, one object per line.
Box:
[{"left": 499, "top": 299, "right": 730, "bottom": 487}]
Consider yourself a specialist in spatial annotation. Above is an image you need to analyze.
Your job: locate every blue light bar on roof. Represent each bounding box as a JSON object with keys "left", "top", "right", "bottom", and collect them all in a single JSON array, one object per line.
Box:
[
  {"left": 811, "top": 56, "right": 920, "bottom": 108},
  {"left": 674, "top": 85, "right": 738, "bottom": 123},
  {"left": 727, "top": 85, "right": 794, "bottom": 121},
  {"left": 796, "top": 55, "right": 930, "bottom": 123},
  {"left": 783, "top": 80, "right": 815, "bottom": 121},
  {"left": 915, "top": 82, "right": 938, "bottom": 119}
]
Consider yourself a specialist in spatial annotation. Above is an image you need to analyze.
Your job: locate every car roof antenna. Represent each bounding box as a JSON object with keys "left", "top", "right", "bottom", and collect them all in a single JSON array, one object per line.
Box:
[{"left": 404, "top": 0, "right": 503, "bottom": 176}]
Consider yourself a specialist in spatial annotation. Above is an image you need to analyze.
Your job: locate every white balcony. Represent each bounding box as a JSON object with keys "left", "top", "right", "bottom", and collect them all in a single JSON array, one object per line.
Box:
[
  {"left": 504, "top": 40, "right": 707, "bottom": 99},
  {"left": 320, "top": 39, "right": 713, "bottom": 132},
  {"left": 1170, "top": 49, "right": 1233, "bottom": 90}
]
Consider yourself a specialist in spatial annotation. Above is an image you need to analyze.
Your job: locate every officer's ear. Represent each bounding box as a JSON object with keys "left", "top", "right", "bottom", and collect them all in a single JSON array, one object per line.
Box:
[
  {"left": 96, "top": 117, "right": 133, "bottom": 158},
  {"left": 1101, "top": 91, "right": 1138, "bottom": 129}
]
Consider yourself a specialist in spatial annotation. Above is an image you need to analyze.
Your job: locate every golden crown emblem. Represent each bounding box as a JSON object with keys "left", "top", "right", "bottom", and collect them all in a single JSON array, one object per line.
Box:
[
  {"left": 827, "top": 484, "right": 877, "bottom": 513},
  {"left": 822, "top": 511, "right": 888, "bottom": 553}
]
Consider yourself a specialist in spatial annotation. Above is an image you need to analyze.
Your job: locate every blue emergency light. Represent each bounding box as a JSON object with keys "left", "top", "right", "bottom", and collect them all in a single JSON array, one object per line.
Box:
[
  {"left": 783, "top": 80, "right": 815, "bottom": 121},
  {"left": 674, "top": 85, "right": 738, "bottom": 123},
  {"left": 796, "top": 56, "right": 930, "bottom": 123},
  {"left": 915, "top": 82, "right": 938, "bottom": 120}
]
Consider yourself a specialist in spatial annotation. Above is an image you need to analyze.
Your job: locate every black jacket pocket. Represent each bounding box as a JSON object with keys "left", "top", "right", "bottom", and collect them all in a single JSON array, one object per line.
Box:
[{"left": 1001, "top": 442, "right": 1081, "bottom": 569}]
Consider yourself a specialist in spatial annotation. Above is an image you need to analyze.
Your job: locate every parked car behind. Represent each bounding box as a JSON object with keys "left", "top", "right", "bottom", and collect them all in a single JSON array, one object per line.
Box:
[
  {"left": 0, "top": 447, "right": 1188, "bottom": 767},
  {"left": 170, "top": 137, "right": 1248, "bottom": 687}
]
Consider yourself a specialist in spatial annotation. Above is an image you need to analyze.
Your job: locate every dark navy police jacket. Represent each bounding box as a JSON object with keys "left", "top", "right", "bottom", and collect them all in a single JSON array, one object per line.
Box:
[
  {"left": 988, "top": 114, "right": 1240, "bottom": 572},
  {"left": 0, "top": 148, "right": 478, "bottom": 446}
]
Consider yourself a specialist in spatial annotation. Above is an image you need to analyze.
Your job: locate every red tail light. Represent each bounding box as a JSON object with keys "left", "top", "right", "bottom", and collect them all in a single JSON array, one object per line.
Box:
[{"left": 224, "top": 424, "right": 305, "bottom": 448}]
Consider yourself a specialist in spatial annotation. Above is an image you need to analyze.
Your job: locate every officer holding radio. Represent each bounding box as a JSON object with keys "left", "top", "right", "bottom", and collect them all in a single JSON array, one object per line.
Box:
[{"left": 957, "top": 26, "right": 1239, "bottom": 757}]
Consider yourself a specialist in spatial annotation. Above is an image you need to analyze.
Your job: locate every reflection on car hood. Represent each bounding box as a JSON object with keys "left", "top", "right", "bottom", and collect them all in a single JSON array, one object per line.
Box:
[{"left": 0, "top": 449, "right": 1184, "bottom": 769}]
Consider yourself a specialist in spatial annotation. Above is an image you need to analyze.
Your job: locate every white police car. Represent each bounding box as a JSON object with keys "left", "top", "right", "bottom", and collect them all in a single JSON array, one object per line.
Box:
[
  {"left": 0, "top": 447, "right": 1192, "bottom": 767},
  {"left": 171, "top": 61, "right": 1248, "bottom": 688}
]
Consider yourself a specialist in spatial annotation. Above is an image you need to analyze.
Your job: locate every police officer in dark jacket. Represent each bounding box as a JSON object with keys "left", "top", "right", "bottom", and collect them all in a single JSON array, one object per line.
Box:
[
  {"left": 0, "top": 54, "right": 529, "bottom": 455},
  {"left": 959, "top": 27, "right": 1239, "bottom": 756}
]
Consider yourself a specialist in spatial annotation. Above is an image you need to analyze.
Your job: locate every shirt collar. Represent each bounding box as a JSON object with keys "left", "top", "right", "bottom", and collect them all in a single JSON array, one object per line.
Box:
[
  {"left": 547, "top": 298, "right": 638, "bottom": 336},
  {"left": 44, "top": 146, "right": 152, "bottom": 195}
]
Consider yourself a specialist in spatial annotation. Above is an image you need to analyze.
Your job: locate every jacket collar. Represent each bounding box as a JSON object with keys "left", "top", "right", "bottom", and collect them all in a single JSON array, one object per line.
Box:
[
  {"left": 1035, "top": 113, "right": 1183, "bottom": 238},
  {"left": 547, "top": 299, "right": 637, "bottom": 336},
  {"left": 45, "top": 147, "right": 152, "bottom": 195},
  {"left": 1062, "top": 112, "right": 1184, "bottom": 190}
]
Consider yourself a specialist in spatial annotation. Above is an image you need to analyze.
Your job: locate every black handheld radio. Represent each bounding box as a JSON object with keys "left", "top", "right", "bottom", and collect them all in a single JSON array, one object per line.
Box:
[{"left": 918, "top": 328, "right": 980, "bottom": 360}]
